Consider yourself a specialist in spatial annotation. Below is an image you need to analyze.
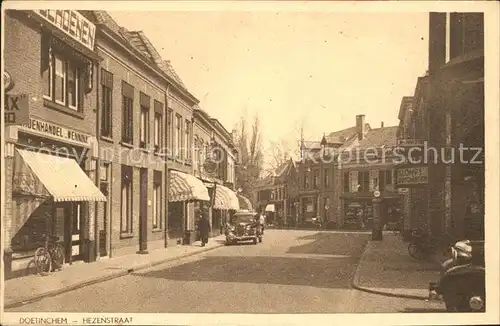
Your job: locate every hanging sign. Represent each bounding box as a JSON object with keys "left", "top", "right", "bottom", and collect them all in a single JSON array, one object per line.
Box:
[{"left": 4, "top": 94, "right": 30, "bottom": 126}]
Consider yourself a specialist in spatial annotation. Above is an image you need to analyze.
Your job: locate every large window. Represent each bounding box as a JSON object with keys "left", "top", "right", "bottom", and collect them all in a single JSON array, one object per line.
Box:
[
  {"left": 43, "top": 52, "right": 83, "bottom": 111},
  {"left": 121, "top": 165, "right": 133, "bottom": 235},
  {"left": 185, "top": 120, "right": 191, "bottom": 161},
  {"left": 303, "top": 170, "right": 310, "bottom": 189},
  {"left": 140, "top": 92, "right": 150, "bottom": 149},
  {"left": 153, "top": 100, "right": 163, "bottom": 152},
  {"left": 121, "top": 82, "right": 134, "bottom": 145},
  {"left": 313, "top": 169, "right": 320, "bottom": 189},
  {"left": 358, "top": 171, "right": 369, "bottom": 192},
  {"left": 175, "top": 115, "right": 182, "bottom": 159},
  {"left": 167, "top": 109, "right": 173, "bottom": 157},
  {"left": 153, "top": 171, "right": 162, "bottom": 230},
  {"left": 343, "top": 172, "right": 349, "bottom": 192},
  {"left": 100, "top": 69, "right": 113, "bottom": 138}
]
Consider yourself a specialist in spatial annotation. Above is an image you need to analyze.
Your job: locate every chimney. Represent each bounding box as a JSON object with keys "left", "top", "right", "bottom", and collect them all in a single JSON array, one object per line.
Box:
[
  {"left": 231, "top": 129, "right": 237, "bottom": 143},
  {"left": 381, "top": 121, "right": 384, "bottom": 128},
  {"left": 428, "top": 13, "right": 447, "bottom": 74},
  {"left": 356, "top": 114, "right": 366, "bottom": 140}
]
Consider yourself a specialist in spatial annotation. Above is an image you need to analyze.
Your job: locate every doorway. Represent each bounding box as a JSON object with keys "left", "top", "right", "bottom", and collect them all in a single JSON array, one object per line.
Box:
[
  {"left": 138, "top": 168, "right": 148, "bottom": 253},
  {"left": 63, "top": 202, "right": 84, "bottom": 264},
  {"left": 99, "top": 183, "right": 109, "bottom": 257}
]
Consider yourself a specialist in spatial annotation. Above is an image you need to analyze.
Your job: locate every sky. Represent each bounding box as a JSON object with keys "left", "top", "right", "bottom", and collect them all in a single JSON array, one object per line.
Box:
[{"left": 110, "top": 11, "right": 429, "bottom": 166}]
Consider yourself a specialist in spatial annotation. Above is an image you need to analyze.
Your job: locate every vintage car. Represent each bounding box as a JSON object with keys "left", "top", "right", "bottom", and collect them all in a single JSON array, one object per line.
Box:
[{"left": 225, "top": 210, "right": 262, "bottom": 245}]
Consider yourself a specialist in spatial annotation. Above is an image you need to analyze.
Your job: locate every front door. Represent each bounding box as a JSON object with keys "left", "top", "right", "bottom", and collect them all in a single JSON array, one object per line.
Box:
[
  {"left": 139, "top": 168, "right": 148, "bottom": 253},
  {"left": 65, "top": 202, "right": 83, "bottom": 263},
  {"left": 99, "top": 183, "right": 109, "bottom": 257}
]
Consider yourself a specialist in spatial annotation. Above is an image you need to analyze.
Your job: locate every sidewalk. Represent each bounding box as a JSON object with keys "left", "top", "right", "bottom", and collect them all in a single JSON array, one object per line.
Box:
[
  {"left": 352, "top": 232, "right": 445, "bottom": 300},
  {"left": 4, "top": 235, "right": 226, "bottom": 309}
]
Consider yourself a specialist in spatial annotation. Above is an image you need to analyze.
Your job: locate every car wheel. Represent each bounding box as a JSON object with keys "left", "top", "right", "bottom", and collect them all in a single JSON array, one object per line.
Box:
[
  {"left": 258, "top": 236, "right": 262, "bottom": 243},
  {"left": 253, "top": 237, "right": 257, "bottom": 244}
]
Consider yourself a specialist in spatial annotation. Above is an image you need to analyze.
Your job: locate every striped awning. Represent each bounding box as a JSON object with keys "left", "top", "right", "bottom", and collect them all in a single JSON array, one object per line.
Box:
[
  {"left": 169, "top": 170, "right": 210, "bottom": 202},
  {"left": 213, "top": 184, "right": 240, "bottom": 210},
  {"left": 265, "top": 204, "right": 276, "bottom": 212},
  {"left": 237, "top": 194, "right": 253, "bottom": 210},
  {"left": 16, "top": 149, "right": 107, "bottom": 202}
]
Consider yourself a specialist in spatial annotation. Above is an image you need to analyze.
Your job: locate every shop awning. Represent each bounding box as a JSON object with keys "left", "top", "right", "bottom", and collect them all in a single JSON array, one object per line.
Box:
[
  {"left": 169, "top": 170, "right": 210, "bottom": 202},
  {"left": 237, "top": 194, "right": 253, "bottom": 210},
  {"left": 265, "top": 204, "right": 275, "bottom": 212},
  {"left": 16, "top": 149, "right": 106, "bottom": 202},
  {"left": 213, "top": 184, "right": 240, "bottom": 210}
]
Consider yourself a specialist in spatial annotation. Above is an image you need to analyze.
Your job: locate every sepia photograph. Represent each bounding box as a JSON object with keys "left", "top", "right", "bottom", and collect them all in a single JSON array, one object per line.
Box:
[{"left": 1, "top": 1, "right": 499, "bottom": 325}]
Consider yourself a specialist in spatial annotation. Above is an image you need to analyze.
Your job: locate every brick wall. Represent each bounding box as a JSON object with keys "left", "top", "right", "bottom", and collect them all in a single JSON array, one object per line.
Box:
[
  {"left": 97, "top": 37, "right": 169, "bottom": 255},
  {"left": 4, "top": 11, "right": 97, "bottom": 136}
]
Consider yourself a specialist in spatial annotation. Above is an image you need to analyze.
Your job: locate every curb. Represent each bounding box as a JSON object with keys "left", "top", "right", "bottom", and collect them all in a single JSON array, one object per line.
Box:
[
  {"left": 350, "top": 240, "right": 430, "bottom": 301},
  {"left": 4, "top": 243, "right": 224, "bottom": 309}
]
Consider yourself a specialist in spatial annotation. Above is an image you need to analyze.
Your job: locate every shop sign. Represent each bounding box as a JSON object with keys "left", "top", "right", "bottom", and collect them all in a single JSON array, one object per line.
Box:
[
  {"left": 20, "top": 118, "right": 90, "bottom": 146},
  {"left": 33, "top": 10, "right": 96, "bottom": 51},
  {"left": 397, "top": 139, "right": 424, "bottom": 147},
  {"left": 4, "top": 94, "right": 30, "bottom": 126},
  {"left": 398, "top": 188, "right": 409, "bottom": 194},
  {"left": 395, "top": 166, "right": 428, "bottom": 187}
]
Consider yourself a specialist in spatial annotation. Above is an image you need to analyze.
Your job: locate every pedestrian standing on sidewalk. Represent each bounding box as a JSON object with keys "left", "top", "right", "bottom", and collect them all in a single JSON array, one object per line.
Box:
[{"left": 198, "top": 214, "right": 211, "bottom": 247}]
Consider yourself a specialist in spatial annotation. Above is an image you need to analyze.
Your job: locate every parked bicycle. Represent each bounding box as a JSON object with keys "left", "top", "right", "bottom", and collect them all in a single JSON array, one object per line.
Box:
[{"left": 34, "top": 234, "right": 65, "bottom": 276}]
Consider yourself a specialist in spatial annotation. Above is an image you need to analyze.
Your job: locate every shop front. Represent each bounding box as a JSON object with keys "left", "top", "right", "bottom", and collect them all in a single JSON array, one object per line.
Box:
[
  {"left": 209, "top": 183, "right": 240, "bottom": 236},
  {"left": 4, "top": 126, "right": 105, "bottom": 278},
  {"left": 168, "top": 170, "right": 210, "bottom": 245},
  {"left": 341, "top": 191, "right": 401, "bottom": 230}
]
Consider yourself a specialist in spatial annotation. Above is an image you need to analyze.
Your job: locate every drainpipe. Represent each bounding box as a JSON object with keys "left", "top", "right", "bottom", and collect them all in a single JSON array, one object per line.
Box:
[
  {"left": 164, "top": 84, "right": 170, "bottom": 248},
  {"left": 94, "top": 60, "right": 101, "bottom": 259}
]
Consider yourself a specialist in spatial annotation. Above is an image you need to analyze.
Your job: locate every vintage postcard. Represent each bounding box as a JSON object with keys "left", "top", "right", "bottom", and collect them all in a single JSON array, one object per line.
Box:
[{"left": 1, "top": 1, "right": 499, "bottom": 325}]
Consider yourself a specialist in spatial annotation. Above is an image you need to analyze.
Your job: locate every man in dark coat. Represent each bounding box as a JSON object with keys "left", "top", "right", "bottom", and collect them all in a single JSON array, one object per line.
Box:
[{"left": 198, "top": 214, "right": 211, "bottom": 247}]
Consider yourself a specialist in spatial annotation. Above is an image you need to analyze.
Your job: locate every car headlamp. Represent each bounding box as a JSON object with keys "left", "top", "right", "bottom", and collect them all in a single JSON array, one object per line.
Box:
[{"left": 451, "top": 247, "right": 458, "bottom": 261}]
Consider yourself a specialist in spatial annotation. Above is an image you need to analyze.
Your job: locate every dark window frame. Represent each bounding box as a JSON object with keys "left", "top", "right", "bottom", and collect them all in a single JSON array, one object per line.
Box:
[
  {"left": 121, "top": 81, "right": 134, "bottom": 145},
  {"left": 120, "top": 165, "right": 133, "bottom": 236},
  {"left": 100, "top": 68, "right": 113, "bottom": 139}
]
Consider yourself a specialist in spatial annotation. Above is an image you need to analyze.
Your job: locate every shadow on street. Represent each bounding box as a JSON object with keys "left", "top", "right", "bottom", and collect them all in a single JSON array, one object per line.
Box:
[
  {"left": 135, "top": 255, "right": 358, "bottom": 289},
  {"left": 287, "top": 232, "right": 368, "bottom": 256}
]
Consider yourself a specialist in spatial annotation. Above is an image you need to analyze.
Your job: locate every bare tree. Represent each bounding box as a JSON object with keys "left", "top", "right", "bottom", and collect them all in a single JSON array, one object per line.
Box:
[
  {"left": 266, "top": 116, "right": 307, "bottom": 173},
  {"left": 234, "top": 114, "right": 264, "bottom": 200}
]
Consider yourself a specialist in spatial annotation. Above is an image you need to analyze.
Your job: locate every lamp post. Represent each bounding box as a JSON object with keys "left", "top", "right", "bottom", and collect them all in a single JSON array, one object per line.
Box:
[{"left": 372, "top": 190, "right": 383, "bottom": 241}]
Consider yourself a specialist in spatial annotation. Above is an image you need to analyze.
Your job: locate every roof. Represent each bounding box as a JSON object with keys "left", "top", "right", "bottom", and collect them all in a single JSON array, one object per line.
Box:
[
  {"left": 355, "top": 126, "right": 399, "bottom": 149},
  {"left": 255, "top": 174, "right": 275, "bottom": 188},
  {"left": 88, "top": 11, "right": 191, "bottom": 94},
  {"left": 325, "top": 124, "right": 370, "bottom": 144}
]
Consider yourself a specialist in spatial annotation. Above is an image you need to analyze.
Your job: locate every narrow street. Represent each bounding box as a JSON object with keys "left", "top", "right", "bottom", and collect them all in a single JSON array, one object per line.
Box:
[{"left": 7, "top": 230, "right": 445, "bottom": 313}]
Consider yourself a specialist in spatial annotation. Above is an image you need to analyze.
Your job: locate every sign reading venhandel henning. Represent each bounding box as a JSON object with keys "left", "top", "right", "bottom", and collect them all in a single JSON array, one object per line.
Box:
[{"left": 33, "top": 10, "right": 96, "bottom": 51}]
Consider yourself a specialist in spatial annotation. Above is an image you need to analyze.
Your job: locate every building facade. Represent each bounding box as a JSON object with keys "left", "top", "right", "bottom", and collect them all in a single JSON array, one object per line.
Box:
[
  {"left": 82, "top": 11, "right": 174, "bottom": 257},
  {"left": 193, "top": 107, "right": 242, "bottom": 236},
  {"left": 337, "top": 118, "right": 401, "bottom": 230},
  {"left": 3, "top": 10, "right": 105, "bottom": 278},
  {"left": 297, "top": 118, "right": 368, "bottom": 228},
  {"left": 396, "top": 13, "right": 485, "bottom": 241},
  {"left": 254, "top": 158, "right": 299, "bottom": 226}
]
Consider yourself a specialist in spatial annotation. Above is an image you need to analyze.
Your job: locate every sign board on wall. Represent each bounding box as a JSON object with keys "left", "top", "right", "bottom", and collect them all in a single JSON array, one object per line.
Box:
[
  {"left": 397, "top": 139, "right": 424, "bottom": 146},
  {"left": 19, "top": 118, "right": 91, "bottom": 147},
  {"left": 4, "top": 94, "right": 30, "bottom": 126},
  {"left": 395, "top": 166, "right": 428, "bottom": 187},
  {"left": 33, "top": 10, "right": 96, "bottom": 51}
]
